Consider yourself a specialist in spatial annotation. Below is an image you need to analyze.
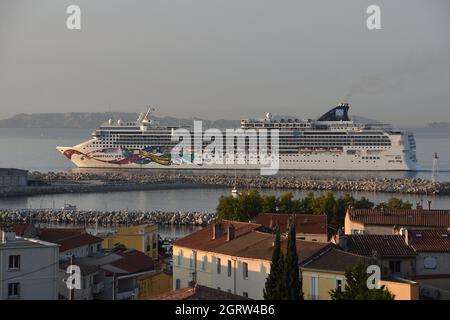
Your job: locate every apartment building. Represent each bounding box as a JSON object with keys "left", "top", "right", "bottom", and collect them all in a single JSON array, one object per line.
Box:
[
  {"left": 344, "top": 207, "right": 450, "bottom": 235},
  {"left": 172, "top": 220, "right": 330, "bottom": 299},
  {"left": 406, "top": 229, "right": 450, "bottom": 299},
  {"left": 251, "top": 213, "right": 328, "bottom": 242},
  {"left": 335, "top": 233, "right": 417, "bottom": 279},
  {"left": 38, "top": 228, "right": 104, "bottom": 260},
  {"left": 101, "top": 224, "right": 159, "bottom": 259},
  {"left": 0, "top": 228, "right": 59, "bottom": 300}
]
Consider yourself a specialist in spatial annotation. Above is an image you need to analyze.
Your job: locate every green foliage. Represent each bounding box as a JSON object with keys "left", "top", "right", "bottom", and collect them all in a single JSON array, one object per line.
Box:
[
  {"left": 375, "top": 197, "right": 413, "bottom": 210},
  {"left": 217, "top": 190, "right": 408, "bottom": 238},
  {"left": 329, "top": 263, "right": 395, "bottom": 300},
  {"left": 113, "top": 242, "right": 127, "bottom": 250},
  {"left": 285, "top": 223, "right": 303, "bottom": 300},
  {"left": 263, "top": 225, "right": 301, "bottom": 300},
  {"left": 264, "top": 226, "right": 283, "bottom": 300},
  {"left": 261, "top": 195, "right": 278, "bottom": 213}
]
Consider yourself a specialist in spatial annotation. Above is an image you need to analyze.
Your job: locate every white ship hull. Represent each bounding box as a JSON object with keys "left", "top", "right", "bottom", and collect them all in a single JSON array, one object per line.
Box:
[{"left": 57, "top": 145, "right": 420, "bottom": 171}]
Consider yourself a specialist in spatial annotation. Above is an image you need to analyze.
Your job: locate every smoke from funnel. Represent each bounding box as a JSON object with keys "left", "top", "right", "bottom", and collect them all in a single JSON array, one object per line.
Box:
[{"left": 342, "top": 75, "right": 406, "bottom": 103}]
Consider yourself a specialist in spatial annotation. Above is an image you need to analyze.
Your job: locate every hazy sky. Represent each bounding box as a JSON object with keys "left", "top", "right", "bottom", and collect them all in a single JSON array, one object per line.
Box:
[{"left": 0, "top": 0, "right": 449, "bottom": 125}]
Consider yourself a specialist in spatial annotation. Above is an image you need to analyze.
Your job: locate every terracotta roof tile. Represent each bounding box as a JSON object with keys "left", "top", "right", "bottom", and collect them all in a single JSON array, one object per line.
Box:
[
  {"left": 149, "top": 285, "right": 251, "bottom": 300},
  {"left": 38, "top": 228, "right": 103, "bottom": 252},
  {"left": 348, "top": 208, "right": 450, "bottom": 228},
  {"left": 0, "top": 223, "right": 34, "bottom": 237},
  {"left": 109, "top": 249, "right": 154, "bottom": 273},
  {"left": 211, "top": 231, "right": 330, "bottom": 263},
  {"left": 251, "top": 213, "right": 327, "bottom": 235},
  {"left": 38, "top": 228, "right": 85, "bottom": 242},
  {"left": 302, "top": 247, "right": 368, "bottom": 272},
  {"left": 173, "top": 220, "right": 261, "bottom": 251},
  {"left": 409, "top": 229, "right": 450, "bottom": 252},
  {"left": 345, "top": 235, "right": 416, "bottom": 257}
]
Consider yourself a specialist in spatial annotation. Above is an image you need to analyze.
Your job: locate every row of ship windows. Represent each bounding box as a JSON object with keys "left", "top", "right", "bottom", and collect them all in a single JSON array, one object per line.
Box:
[
  {"left": 93, "top": 143, "right": 392, "bottom": 148},
  {"left": 101, "top": 136, "right": 391, "bottom": 141}
]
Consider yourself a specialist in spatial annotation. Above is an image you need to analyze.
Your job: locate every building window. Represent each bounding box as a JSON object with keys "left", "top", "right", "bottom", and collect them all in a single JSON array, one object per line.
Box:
[
  {"left": 243, "top": 262, "right": 248, "bottom": 279},
  {"left": 389, "top": 261, "right": 401, "bottom": 274},
  {"left": 177, "top": 250, "right": 183, "bottom": 266},
  {"left": 202, "top": 256, "right": 207, "bottom": 271},
  {"left": 336, "top": 279, "right": 343, "bottom": 292},
  {"left": 189, "top": 253, "right": 194, "bottom": 269},
  {"left": 175, "top": 279, "right": 181, "bottom": 290},
  {"left": 227, "top": 260, "right": 232, "bottom": 277},
  {"left": 243, "top": 292, "right": 249, "bottom": 298},
  {"left": 423, "top": 256, "right": 437, "bottom": 269},
  {"left": 8, "top": 255, "right": 20, "bottom": 270},
  {"left": 217, "top": 258, "right": 221, "bottom": 274},
  {"left": 8, "top": 283, "right": 20, "bottom": 298}
]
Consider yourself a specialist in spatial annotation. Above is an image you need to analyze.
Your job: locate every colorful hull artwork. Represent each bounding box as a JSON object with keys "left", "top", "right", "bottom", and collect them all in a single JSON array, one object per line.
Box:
[{"left": 62, "top": 147, "right": 172, "bottom": 166}]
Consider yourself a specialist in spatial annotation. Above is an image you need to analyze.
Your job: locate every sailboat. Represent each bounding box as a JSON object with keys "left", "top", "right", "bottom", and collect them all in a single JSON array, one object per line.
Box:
[{"left": 231, "top": 169, "right": 238, "bottom": 195}]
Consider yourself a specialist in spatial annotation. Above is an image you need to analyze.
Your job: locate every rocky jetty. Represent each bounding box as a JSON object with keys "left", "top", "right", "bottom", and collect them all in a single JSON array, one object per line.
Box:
[
  {"left": 0, "top": 209, "right": 215, "bottom": 227},
  {"left": 26, "top": 171, "right": 446, "bottom": 195}
]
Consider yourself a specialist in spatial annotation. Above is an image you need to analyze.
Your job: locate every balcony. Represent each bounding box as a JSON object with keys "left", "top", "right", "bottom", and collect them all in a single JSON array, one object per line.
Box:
[
  {"left": 116, "top": 288, "right": 138, "bottom": 300},
  {"left": 307, "top": 294, "right": 320, "bottom": 300},
  {"left": 92, "top": 282, "right": 104, "bottom": 294}
]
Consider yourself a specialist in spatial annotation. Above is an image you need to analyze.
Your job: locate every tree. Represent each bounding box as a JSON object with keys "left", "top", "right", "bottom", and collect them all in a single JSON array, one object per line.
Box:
[
  {"left": 264, "top": 226, "right": 283, "bottom": 300},
  {"left": 237, "top": 190, "right": 262, "bottom": 220},
  {"left": 284, "top": 221, "right": 303, "bottom": 300},
  {"left": 262, "top": 195, "right": 278, "bottom": 213},
  {"left": 329, "top": 263, "right": 395, "bottom": 300},
  {"left": 113, "top": 242, "right": 127, "bottom": 250},
  {"left": 376, "top": 197, "right": 412, "bottom": 210},
  {"left": 216, "top": 195, "right": 239, "bottom": 221},
  {"left": 354, "top": 196, "right": 374, "bottom": 209},
  {"left": 278, "top": 192, "right": 295, "bottom": 213}
]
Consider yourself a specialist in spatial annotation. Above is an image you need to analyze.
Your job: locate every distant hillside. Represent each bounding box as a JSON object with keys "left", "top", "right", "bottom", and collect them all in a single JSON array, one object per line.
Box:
[
  {"left": 427, "top": 122, "right": 450, "bottom": 128},
  {"left": 0, "top": 112, "right": 381, "bottom": 129},
  {"left": 0, "top": 113, "right": 239, "bottom": 129}
]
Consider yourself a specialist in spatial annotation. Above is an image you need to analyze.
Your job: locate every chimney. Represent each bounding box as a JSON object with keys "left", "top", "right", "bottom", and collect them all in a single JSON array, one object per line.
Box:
[
  {"left": 227, "top": 224, "right": 235, "bottom": 241},
  {"left": 401, "top": 228, "right": 410, "bottom": 245},
  {"left": 336, "top": 229, "right": 348, "bottom": 251},
  {"left": 1, "top": 230, "right": 16, "bottom": 244},
  {"left": 392, "top": 225, "right": 399, "bottom": 235},
  {"left": 213, "top": 223, "right": 224, "bottom": 240}
]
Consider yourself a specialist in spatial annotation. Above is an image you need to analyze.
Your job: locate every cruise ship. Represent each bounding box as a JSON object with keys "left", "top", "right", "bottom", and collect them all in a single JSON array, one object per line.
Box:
[{"left": 57, "top": 104, "right": 420, "bottom": 171}]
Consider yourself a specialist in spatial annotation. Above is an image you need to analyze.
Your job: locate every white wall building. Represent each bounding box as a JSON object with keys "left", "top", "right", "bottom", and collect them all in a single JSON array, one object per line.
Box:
[
  {"left": 0, "top": 229, "right": 59, "bottom": 300},
  {"left": 172, "top": 221, "right": 330, "bottom": 300}
]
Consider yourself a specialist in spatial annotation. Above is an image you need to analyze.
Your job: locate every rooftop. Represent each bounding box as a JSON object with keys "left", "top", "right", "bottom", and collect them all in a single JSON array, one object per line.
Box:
[
  {"left": 0, "top": 223, "right": 35, "bottom": 237},
  {"left": 408, "top": 229, "right": 450, "bottom": 252},
  {"left": 60, "top": 260, "right": 100, "bottom": 276},
  {"left": 173, "top": 220, "right": 261, "bottom": 251},
  {"left": 301, "top": 246, "right": 368, "bottom": 272},
  {"left": 347, "top": 208, "right": 450, "bottom": 228},
  {"left": 149, "top": 284, "right": 250, "bottom": 300},
  {"left": 344, "top": 234, "right": 416, "bottom": 257},
  {"left": 214, "top": 231, "right": 330, "bottom": 263},
  {"left": 251, "top": 213, "right": 327, "bottom": 235},
  {"left": 0, "top": 168, "right": 28, "bottom": 175},
  {"left": 38, "top": 228, "right": 103, "bottom": 252},
  {"left": 108, "top": 249, "right": 155, "bottom": 273}
]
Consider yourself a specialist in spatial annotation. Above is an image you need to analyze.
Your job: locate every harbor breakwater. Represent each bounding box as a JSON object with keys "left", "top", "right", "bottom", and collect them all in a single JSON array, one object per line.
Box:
[
  {"left": 1, "top": 171, "right": 448, "bottom": 197},
  {"left": 0, "top": 209, "right": 215, "bottom": 226}
]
